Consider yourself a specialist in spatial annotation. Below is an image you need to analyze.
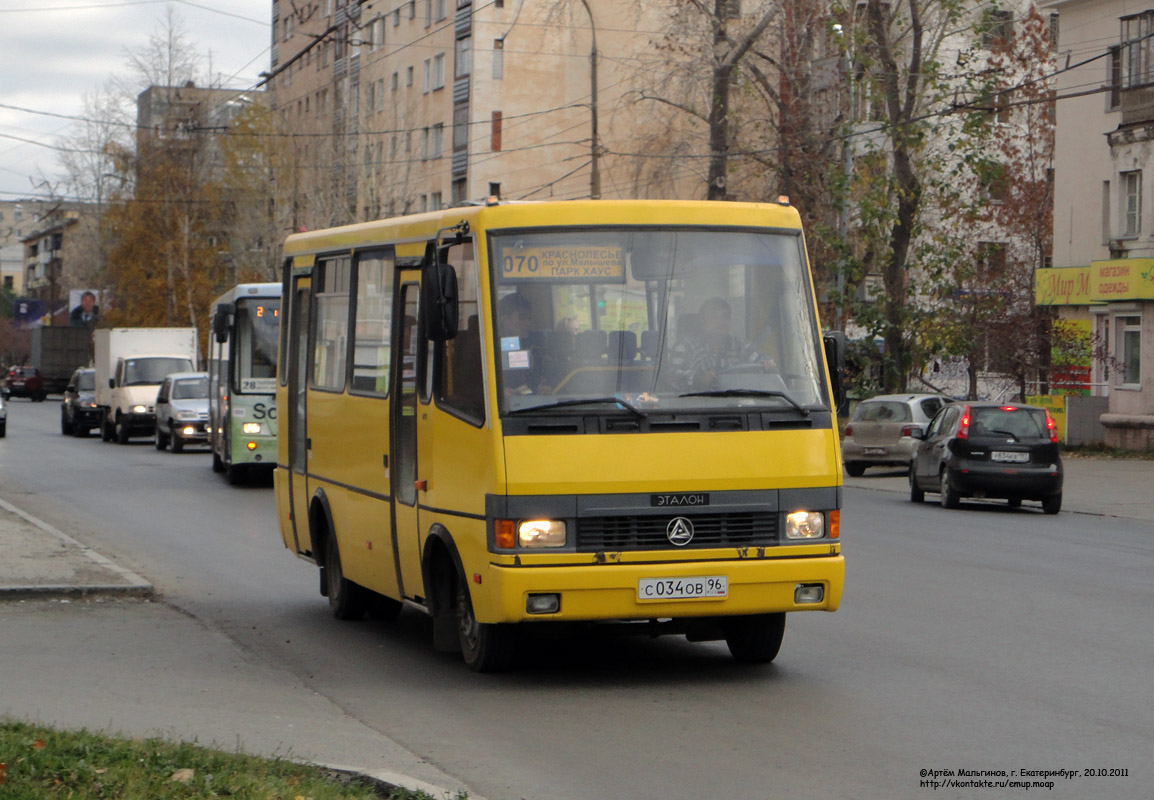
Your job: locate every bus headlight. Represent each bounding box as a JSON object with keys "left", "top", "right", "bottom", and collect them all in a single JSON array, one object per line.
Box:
[
  {"left": 785, "top": 510, "right": 825, "bottom": 539},
  {"left": 518, "top": 520, "right": 566, "bottom": 548},
  {"left": 494, "top": 518, "right": 567, "bottom": 549},
  {"left": 242, "top": 422, "right": 262, "bottom": 434}
]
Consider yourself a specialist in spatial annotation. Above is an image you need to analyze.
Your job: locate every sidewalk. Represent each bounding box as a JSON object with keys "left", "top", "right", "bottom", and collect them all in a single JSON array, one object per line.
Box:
[{"left": 2, "top": 457, "right": 1151, "bottom": 599}]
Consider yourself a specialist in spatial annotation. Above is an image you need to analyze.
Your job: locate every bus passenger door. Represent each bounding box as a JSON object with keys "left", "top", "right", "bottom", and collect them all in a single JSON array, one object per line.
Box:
[
  {"left": 285, "top": 276, "right": 311, "bottom": 555},
  {"left": 392, "top": 280, "right": 424, "bottom": 598}
]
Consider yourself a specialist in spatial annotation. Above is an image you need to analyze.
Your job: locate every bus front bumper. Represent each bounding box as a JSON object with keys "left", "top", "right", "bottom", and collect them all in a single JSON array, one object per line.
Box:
[{"left": 478, "top": 554, "right": 844, "bottom": 624}]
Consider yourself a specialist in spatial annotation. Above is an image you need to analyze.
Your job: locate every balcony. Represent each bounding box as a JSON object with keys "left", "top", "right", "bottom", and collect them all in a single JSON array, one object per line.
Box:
[{"left": 1120, "top": 84, "right": 1154, "bottom": 126}]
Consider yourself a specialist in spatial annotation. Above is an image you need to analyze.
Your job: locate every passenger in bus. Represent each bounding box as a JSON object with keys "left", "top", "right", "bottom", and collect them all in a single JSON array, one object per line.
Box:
[
  {"left": 669, "top": 296, "right": 777, "bottom": 391},
  {"left": 498, "top": 293, "right": 553, "bottom": 394}
]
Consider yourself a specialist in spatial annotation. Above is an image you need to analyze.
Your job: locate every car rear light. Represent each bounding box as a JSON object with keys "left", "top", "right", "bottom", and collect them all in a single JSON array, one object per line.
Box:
[
  {"left": 956, "top": 405, "right": 971, "bottom": 439},
  {"left": 900, "top": 425, "right": 916, "bottom": 437},
  {"left": 844, "top": 424, "right": 854, "bottom": 436},
  {"left": 1045, "top": 410, "right": 1058, "bottom": 443}
]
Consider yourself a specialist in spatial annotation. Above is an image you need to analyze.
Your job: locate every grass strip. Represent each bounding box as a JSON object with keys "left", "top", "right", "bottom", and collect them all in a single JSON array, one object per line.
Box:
[{"left": 0, "top": 720, "right": 461, "bottom": 800}]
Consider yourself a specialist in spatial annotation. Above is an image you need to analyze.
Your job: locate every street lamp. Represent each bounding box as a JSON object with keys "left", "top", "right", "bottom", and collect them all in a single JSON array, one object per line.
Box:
[{"left": 578, "top": 0, "right": 601, "bottom": 199}]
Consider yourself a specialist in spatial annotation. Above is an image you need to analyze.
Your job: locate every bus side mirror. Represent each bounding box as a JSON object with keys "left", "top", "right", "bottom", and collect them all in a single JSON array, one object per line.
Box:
[
  {"left": 421, "top": 249, "right": 458, "bottom": 342},
  {"left": 213, "top": 303, "right": 234, "bottom": 344},
  {"left": 823, "top": 330, "right": 848, "bottom": 416}
]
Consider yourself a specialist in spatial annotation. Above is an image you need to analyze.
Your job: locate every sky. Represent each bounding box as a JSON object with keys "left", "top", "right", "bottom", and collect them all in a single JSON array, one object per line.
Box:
[{"left": 0, "top": 0, "right": 271, "bottom": 201}]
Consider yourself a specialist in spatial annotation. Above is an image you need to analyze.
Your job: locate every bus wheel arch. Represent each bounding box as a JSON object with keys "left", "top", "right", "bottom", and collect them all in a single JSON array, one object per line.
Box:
[
  {"left": 422, "top": 524, "right": 516, "bottom": 672},
  {"left": 309, "top": 490, "right": 368, "bottom": 620}
]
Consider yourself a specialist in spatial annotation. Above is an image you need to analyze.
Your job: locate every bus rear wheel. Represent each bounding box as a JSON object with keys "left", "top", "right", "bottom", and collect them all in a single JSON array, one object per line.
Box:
[
  {"left": 324, "top": 535, "right": 368, "bottom": 620},
  {"left": 457, "top": 581, "right": 515, "bottom": 672},
  {"left": 723, "top": 612, "right": 785, "bottom": 664}
]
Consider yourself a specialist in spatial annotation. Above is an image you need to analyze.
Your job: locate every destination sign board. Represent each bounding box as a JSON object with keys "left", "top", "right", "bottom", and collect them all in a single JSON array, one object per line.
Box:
[{"left": 498, "top": 245, "right": 625, "bottom": 281}]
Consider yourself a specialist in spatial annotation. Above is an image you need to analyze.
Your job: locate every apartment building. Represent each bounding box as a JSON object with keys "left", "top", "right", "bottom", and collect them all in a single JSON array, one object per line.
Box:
[
  {"left": 266, "top": 0, "right": 745, "bottom": 229},
  {"left": 1039, "top": 0, "right": 1154, "bottom": 448}
]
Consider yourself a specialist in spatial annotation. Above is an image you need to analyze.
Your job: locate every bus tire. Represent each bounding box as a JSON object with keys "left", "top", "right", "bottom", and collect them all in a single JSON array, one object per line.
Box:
[
  {"left": 226, "top": 462, "right": 246, "bottom": 485},
  {"left": 457, "top": 580, "right": 515, "bottom": 672},
  {"left": 723, "top": 612, "right": 785, "bottom": 664},
  {"left": 324, "top": 534, "right": 368, "bottom": 620}
]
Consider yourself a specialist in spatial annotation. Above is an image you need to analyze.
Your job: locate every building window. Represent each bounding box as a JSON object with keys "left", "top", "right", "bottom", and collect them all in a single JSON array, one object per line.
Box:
[
  {"left": 977, "top": 242, "right": 1007, "bottom": 276},
  {"left": 1049, "top": 12, "right": 1059, "bottom": 52},
  {"left": 982, "top": 9, "right": 1013, "bottom": 49},
  {"left": 431, "top": 191, "right": 443, "bottom": 210},
  {"left": 432, "top": 52, "right": 445, "bottom": 89},
  {"left": 491, "top": 111, "right": 502, "bottom": 151},
  {"left": 451, "top": 179, "right": 467, "bottom": 206},
  {"left": 431, "top": 122, "right": 444, "bottom": 158},
  {"left": 1109, "top": 46, "right": 1122, "bottom": 110},
  {"left": 406, "top": 66, "right": 414, "bottom": 86},
  {"left": 435, "top": 0, "right": 447, "bottom": 21},
  {"left": 392, "top": 72, "right": 399, "bottom": 91},
  {"left": 1118, "top": 315, "right": 1141, "bottom": 385},
  {"left": 1123, "top": 171, "right": 1142, "bottom": 236},
  {"left": 422, "top": 127, "right": 430, "bottom": 160},
  {"left": 1122, "top": 12, "right": 1154, "bottom": 88},
  {"left": 489, "top": 182, "right": 501, "bottom": 199},
  {"left": 455, "top": 35, "right": 471, "bottom": 79},
  {"left": 493, "top": 39, "right": 504, "bottom": 79}
]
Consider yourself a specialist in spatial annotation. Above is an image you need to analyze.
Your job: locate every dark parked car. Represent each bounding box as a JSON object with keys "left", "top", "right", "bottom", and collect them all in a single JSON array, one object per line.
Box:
[
  {"left": 61, "top": 367, "right": 100, "bottom": 437},
  {"left": 842, "top": 393, "right": 955, "bottom": 476},
  {"left": 2, "top": 366, "right": 47, "bottom": 401},
  {"left": 909, "top": 402, "right": 1063, "bottom": 514}
]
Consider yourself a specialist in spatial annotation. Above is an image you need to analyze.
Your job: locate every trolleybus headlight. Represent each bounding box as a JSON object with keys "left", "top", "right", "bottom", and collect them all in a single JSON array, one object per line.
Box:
[
  {"left": 517, "top": 520, "right": 566, "bottom": 548},
  {"left": 242, "top": 422, "right": 262, "bottom": 434},
  {"left": 785, "top": 510, "right": 825, "bottom": 539},
  {"left": 132, "top": 405, "right": 148, "bottom": 414}
]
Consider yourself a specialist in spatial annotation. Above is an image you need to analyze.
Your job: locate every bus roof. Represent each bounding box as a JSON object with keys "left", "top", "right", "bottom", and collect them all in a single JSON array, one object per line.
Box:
[
  {"left": 281, "top": 199, "right": 804, "bottom": 259},
  {"left": 211, "top": 282, "right": 282, "bottom": 307}
]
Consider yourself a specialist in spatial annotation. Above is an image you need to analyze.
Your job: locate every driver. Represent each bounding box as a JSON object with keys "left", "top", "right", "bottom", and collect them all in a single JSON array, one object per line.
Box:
[{"left": 670, "top": 296, "right": 777, "bottom": 391}]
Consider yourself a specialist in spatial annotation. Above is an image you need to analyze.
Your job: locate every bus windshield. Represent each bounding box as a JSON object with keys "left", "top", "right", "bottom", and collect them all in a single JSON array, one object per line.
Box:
[
  {"left": 235, "top": 297, "right": 280, "bottom": 393},
  {"left": 489, "top": 227, "right": 827, "bottom": 416}
]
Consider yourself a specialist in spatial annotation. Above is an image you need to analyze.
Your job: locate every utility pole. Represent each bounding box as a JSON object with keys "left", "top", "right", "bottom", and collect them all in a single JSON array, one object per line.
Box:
[{"left": 579, "top": 0, "right": 601, "bottom": 199}]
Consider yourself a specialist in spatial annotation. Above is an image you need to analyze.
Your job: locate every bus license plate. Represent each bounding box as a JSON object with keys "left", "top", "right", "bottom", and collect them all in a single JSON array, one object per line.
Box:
[
  {"left": 991, "top": 451, "right": 1030, "bottom": 463},
  {"left": 638, "top": 576, "right": 727, "bottom": 601}
]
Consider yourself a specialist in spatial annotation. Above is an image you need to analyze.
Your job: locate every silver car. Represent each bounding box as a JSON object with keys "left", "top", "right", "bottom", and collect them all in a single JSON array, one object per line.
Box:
[
  {"left": 154, "top": 372, "right": 209, "bottom": 453},
  {"left": 842, "top": 393, "right": 955, "bottom": 476}
]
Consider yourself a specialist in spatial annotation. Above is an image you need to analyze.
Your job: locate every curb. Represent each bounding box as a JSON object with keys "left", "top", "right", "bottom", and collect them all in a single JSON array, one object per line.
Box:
[{"left": 0, "top": 496, "right": 154, "bottom": 597}]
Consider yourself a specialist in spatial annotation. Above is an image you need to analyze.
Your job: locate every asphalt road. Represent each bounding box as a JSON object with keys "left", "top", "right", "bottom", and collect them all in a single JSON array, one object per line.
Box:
[{"left": 1, "top": 398, "right": 1151, "bottom": 799}]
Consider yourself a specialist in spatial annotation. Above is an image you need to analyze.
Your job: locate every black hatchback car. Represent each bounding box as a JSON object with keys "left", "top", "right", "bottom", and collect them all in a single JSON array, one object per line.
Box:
[
  {"left": 909, "top": 402, "right": 1063, "bottom": 514},
  {"left": 61, "top": 367, "right": 100, "bottom": 437}
]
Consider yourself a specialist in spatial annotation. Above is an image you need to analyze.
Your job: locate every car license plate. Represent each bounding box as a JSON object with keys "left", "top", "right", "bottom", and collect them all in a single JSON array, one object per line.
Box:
[
  {"left": 864, "top": 447, "right": 888, "bottom": 455},
  {"left": 991, "top": 451, "right": 1030, "bottom": 463},
  {"left": 638, "top": 576, "right": 727, "bottom": 601}
]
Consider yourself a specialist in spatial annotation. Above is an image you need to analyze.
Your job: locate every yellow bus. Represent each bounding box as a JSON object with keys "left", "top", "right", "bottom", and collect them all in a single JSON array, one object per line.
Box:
[{"left": 275, "top": 199, "right": 846, "bottom": 671}]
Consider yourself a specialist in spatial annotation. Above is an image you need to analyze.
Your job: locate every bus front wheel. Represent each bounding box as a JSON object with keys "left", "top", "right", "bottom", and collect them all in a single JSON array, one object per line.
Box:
[
  {"left": 324, "top": 535, "right": 368, "bottom": 620},
  {"left": 723, "top": 612, "right": 785, "bottom": 664},
  {"left": 457, "top": 581, "right": 515, "bottom": 672}
]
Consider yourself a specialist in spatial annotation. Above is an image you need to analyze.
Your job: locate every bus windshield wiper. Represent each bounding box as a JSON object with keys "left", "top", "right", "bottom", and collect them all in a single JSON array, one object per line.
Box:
[
  {"left": 678, "top": 389, "right": 810, "bottom": 416},
  {"left": 507, "top": 395, "right": 648, "bottom": 418}
]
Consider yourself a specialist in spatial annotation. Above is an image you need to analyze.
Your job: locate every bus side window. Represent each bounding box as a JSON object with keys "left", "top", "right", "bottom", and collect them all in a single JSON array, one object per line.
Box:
[
  {"left": 436, "top": 244, "right": 485, "bottom": 423},
  {"left": 351, "top": 250, "right": 394, "bottom": 395}
]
